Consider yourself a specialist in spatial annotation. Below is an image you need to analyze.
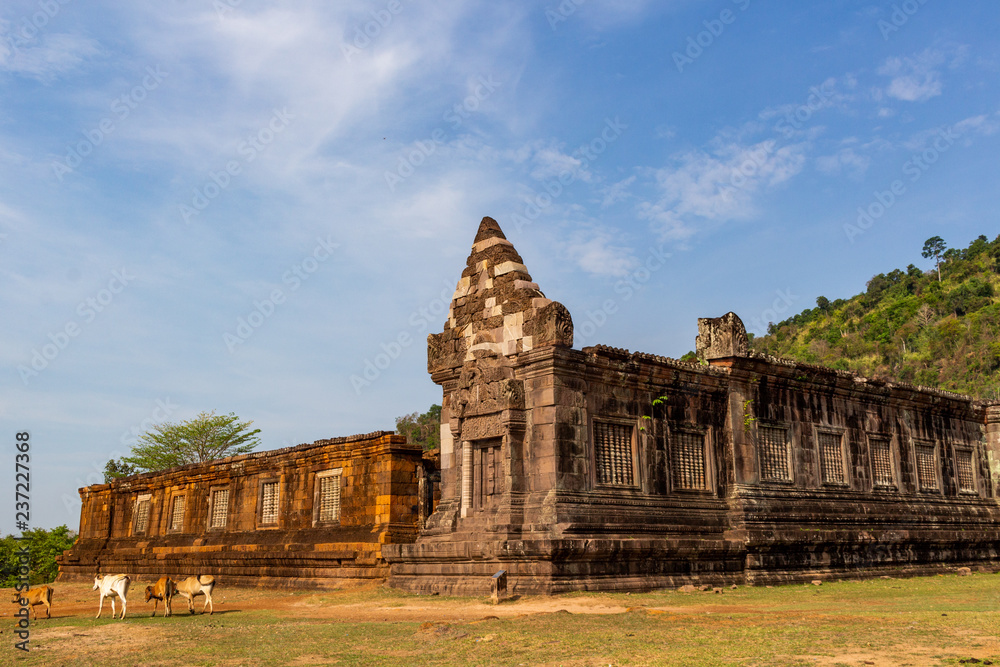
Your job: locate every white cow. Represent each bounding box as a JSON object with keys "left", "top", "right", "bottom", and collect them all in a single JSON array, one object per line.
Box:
[
  {"left": 174, "top": 575, "right": 215, "bottom": 615},
  {"left": 93, "top": 574, "right": 130, "bottom": 620}
]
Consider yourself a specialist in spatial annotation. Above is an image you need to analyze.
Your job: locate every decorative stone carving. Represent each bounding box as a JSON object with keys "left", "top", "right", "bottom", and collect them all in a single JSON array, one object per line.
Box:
[{"left": 695, "top": 311, "right": 749, "bottom": 361}]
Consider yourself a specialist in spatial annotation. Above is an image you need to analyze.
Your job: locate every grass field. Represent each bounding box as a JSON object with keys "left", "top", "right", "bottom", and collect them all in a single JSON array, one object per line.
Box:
[{"left": 4, "top": 573, "right": 999, "bottom": 666}]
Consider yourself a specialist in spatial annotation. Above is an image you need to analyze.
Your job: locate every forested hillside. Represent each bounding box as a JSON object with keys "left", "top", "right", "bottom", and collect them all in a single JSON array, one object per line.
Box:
[{"left": 750, "top": 234, "right": 1000, "bottom": 400}]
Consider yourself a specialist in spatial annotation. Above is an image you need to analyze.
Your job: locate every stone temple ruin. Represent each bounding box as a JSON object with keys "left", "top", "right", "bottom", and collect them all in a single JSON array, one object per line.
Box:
[{"left": 61, "top": 217, "right": 1000, "bottom": 594}]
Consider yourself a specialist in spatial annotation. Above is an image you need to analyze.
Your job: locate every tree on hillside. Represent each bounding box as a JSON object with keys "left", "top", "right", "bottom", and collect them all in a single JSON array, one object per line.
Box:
[
  {"left": 922, "top": 236, "right": 947, "bottom": 282},
  {"left": 121, "top": 411, "right": 261, "bottom": 473},
  {"left": 396, "top": 404, "right": 441, "bottom": 450}
]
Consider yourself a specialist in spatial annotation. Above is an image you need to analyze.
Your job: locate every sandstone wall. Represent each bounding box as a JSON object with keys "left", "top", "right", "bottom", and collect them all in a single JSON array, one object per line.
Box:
[
  {"left": 385, "top": 217, "right": 1000, "bottom": 595},
  {"left": 58, "top": 432, "right": 423, "bottom": 588}
]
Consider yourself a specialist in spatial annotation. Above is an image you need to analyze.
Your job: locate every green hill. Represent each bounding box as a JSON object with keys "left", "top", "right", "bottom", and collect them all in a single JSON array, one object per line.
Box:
[{"left": 749, "top": 234, "right": 1000, "bottom": 400}]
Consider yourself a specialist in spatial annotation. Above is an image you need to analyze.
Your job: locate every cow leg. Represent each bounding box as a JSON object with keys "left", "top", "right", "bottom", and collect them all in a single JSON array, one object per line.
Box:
[
  {"left": 111, "top": 596, "right": 117, "bottom": 619},
  {"left": 120, "top": 595, "right": 127, "bottom": 620},
  {"left": 29, "top": 604, "right": 36, "bottom": 621},
  {"left": 151, "top": 599, "right": 158, "bottom": 617},
  {"left": 96, "top": 595, "right": 104, "bottom": 619},
  {"left": 204, "top": 593, "right": 212, "bottom": 615}
]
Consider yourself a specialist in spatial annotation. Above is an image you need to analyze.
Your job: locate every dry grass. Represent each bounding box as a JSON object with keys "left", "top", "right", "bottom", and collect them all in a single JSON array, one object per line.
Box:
[{"left": 4, "top": 573, "right": 999, "bottom": 666}]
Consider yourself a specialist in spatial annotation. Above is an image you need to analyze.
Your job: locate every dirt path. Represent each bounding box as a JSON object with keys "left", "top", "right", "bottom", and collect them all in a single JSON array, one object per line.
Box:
[{"left": 23, "top": 582, "right": 634, "bottom": 623}]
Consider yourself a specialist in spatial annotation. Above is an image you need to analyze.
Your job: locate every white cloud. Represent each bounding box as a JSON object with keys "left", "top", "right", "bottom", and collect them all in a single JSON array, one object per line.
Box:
[
  {"left": 876, "top": 48, "right": 959, "bottom": 103},
  {"left": 564, "top": 226, "right": 639, "bottom": 277},
  {"left": 0, "top": 32, "right": 100, "bottom": 80},
  {"left": 529, "top": 143, "right": 590, "bottom": 183},
  {"left": 599, "top": 176, "right": 635, "bottom": 208},
  {"left": 638, "top": 139, "right": 807, "bottom": 241},
  {"left": 953, "top": 112, "right": 1000, "bottom": 138},
  {"left": 816, "top": 146, "right": 870, "bottom": 179}
]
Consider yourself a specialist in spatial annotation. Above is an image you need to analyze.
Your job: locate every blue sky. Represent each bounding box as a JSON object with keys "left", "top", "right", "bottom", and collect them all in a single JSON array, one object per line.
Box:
[{"left": 2, "top": 0, "right": 998, "bottom": 533}]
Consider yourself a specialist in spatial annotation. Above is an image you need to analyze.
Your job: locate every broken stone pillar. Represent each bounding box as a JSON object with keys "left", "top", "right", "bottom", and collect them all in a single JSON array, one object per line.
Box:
[{"left": 696, "top": 312, "right": 749, "bottom": 363}]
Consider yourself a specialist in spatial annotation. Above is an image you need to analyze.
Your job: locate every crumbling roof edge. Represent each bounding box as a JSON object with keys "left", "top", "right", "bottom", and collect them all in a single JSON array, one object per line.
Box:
[
  {"left": 582, "top": 344, "right": 729, "bottom": 375},
  {"left": 742, "top": 351, "right": 1000, "bottom": 407},
  {"left": 102, "top": 429, "right": 404, "bottom": 487}
]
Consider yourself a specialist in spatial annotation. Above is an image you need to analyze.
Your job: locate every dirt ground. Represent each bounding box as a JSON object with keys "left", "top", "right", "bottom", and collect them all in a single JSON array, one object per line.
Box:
[
  {"left": 17, "top": 581, "right": 634, "bottom": 622},
  {"left": 7, "top": 580, "right": 1000, "bottom": 666}
]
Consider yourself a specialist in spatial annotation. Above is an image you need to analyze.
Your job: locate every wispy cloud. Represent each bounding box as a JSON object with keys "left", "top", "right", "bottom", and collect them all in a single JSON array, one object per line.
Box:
[
  {"left": 816, "top": 145, "right": 870, "bottom": 180},
  {"left": 0, "top": 32, "right": 100, "bottom": 80},
  {"left": 638, "top": 139, "right": 807, "bottom": 241},
  {"left": 877, "top": 46, "right": 966, "bottom": 103},
  {"left": 564, "top": 225, "right": 639, "bottom": 277}
]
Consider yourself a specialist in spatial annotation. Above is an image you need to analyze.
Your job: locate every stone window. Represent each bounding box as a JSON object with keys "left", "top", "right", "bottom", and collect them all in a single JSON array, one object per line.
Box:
[
  {"left": 758, "top": 425, "right": 791, "bottom": 482},
  {"left": 818, "top": 432, "right": 846, "bottom": 485},
  {"left": 169, "top": 495, "right": 186, "bottom": 531},
  {"left": 914, "top": 443, "right": 939, "bottom": 492},
  {"left": 594, "top": 421, "right": 635, "bottom": 486},
  {"left": 869, "top": 437, "right": 895, "bottom": 488},
  {"left": 955, "top": 448, "right": 976, "bottom": 493},
  {"left": 314, "top": 468, "right": 342, "bottom": 525},
  {"left": 670, "top": 429, "right": 707, "bottom": 491},
  {"left": 474, "top": 439, "right": 502, "bottom": 509},
  {"left": 133, "top": 494, "right": 151, "bottom": 534},
  {"left": 260, "top": 481, "right": 279, "bottom": 525},
  {"left": 208, "top": 487, "right": 230, "bottom": 529}
]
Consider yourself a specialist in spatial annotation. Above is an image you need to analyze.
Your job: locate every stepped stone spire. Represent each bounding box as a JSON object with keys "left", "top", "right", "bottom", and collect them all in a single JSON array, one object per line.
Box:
[{"left": 427, "top": 216, "right": 573, "bottom": 373}]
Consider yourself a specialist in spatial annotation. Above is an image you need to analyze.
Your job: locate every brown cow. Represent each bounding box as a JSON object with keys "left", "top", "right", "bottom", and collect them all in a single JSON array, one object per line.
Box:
[
  {"left": 11, "top": 586, "right": 53, "bottom": 620},
  {"left": 174, "top": 575, "right": 215, "bottom": 615},
  {"left": 144, "top": 577, "right": 176, "bottom": 617}
]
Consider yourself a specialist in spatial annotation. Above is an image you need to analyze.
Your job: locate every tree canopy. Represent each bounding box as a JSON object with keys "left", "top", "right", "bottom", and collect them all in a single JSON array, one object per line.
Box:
[
  {"left": 396, "top": 404, "right": 441, "bottom": 450},
  {"left": 103, "top": 458, "right": 138, "bottom": 483},
  {"left": 922, "top": 236, "right": 947, "bottom": 282},
  {"left": 119, "top": 411, "right": 262, "bottom": 473},
  {"left": 1, "top": 526, "right": 76, "bottom": 586}
]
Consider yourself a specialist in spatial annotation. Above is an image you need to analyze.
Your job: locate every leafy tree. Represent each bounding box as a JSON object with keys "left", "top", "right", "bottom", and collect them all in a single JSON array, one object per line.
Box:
[
  {"left": 922, "top": 236, "right": 947, "bottom": 282},
  {"left": 103, "top": 458, "right": 139, "bottom": 482},
  {"left": 0, "top": 526, "right": 76, "bottom": 587},
  {"left": 816, "top": 296, "right": 830, "bottom": 311},
  {"left": 396, "top": 404, "right": 441, "bottom": 450},
  {"left": 122, "top": 411, "right": 261, "bottom": 473}
]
